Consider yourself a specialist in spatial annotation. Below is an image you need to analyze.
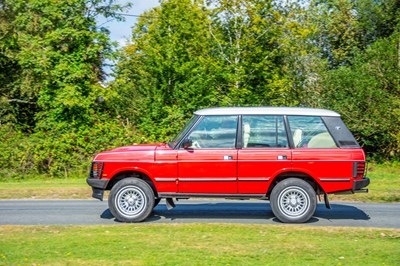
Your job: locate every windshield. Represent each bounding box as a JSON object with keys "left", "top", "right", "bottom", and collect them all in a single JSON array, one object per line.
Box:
[{"left": 168, "top": 115, "right": 199, "bottom": 148}]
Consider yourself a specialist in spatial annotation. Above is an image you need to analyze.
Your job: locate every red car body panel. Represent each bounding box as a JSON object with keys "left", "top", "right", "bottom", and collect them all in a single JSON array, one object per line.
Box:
[
  {"left": 291, "top": 148, "right": 365, "bottom": 193},
  {"left": 92, "top": 144, "right": 365, "bottom": 195},
  {"left": 237, "top": 149, "right": 291, "bottom": 194}
]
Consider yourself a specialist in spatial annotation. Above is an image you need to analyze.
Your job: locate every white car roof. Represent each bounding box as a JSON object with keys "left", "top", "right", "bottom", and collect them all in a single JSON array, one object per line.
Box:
[{"left": 194, "top": 107, "right": 340, "bottom": 117}]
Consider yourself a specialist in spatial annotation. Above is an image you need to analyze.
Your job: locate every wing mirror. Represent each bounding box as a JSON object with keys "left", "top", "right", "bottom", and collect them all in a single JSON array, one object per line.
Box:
[{"left": 181, "top": 138, "right": 193, "bottom": 149}]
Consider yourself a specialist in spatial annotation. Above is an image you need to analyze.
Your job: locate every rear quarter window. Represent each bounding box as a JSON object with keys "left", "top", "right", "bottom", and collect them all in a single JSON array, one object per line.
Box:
[{"left": 322, "top": 117, "right": 360, "bottom": 148}]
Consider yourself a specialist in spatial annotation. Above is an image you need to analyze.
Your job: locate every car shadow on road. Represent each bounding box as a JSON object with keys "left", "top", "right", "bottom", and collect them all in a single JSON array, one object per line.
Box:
[
  {"left": 100, "top": 202, "right": 370, "bottom": 224},
  {"left": 314, "top": 203, "right": 370, "bottom": 221},
  {"left": 152, "top": 202, "right": 274, "bottom": 222}
]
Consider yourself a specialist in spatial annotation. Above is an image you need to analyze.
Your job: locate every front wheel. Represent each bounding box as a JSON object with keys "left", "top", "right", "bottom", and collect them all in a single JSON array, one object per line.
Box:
[
  {"left": 270, "top": 178, "right": 317, "bottom": 223},
  {"left": 108, "top": 178, "right": 155, "bottom": 222}
]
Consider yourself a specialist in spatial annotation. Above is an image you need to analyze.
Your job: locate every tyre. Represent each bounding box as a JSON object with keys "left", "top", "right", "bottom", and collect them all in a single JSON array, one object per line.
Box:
[
  {"left": 270, "top": 178, "right": 317, "bottom": 223},
  {"left": 108, "top": 178, "right": 155, "bottom": 222}
]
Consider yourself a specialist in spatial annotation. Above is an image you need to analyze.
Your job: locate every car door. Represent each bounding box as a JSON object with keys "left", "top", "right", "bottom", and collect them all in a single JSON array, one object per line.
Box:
[
  {"left": 177, "top": 115, "right": 238, "bottom": 194},
  {"left": 238, "top": 115, "right": 291, "bottom": 194}
]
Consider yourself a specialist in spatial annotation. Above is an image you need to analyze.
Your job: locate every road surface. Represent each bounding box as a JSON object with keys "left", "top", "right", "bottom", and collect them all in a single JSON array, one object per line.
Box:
[{"left": 0, "top": 200, "right": 399, "bottom": 228}]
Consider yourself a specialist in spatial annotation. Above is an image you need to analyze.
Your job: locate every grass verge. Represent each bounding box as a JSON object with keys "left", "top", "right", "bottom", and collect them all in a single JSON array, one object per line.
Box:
[
  {"left": 0, "top": 163, "right": 398, "bottom": 202},
  {"left": 0, "top": 224, "right": 399, "bottom": 266},
  {"left": 0, "top": 178, "right": 91, "bottom": 200}
]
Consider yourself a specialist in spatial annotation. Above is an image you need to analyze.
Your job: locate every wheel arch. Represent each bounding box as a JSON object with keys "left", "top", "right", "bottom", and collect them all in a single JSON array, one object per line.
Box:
[
  {"left": 106, "top": 170, "right": 158, "bottom": 197},
  {"left": 267, "top": 171, "right": 325, "bottom": 198}
]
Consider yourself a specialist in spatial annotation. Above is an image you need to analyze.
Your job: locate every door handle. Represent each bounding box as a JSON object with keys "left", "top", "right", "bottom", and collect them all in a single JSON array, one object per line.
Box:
[
  {"left": 224, "top": 156, "right": 233, "bottom": 160},
  {"left": 277, "top": 155, "right": 287, "bottom": 160}
]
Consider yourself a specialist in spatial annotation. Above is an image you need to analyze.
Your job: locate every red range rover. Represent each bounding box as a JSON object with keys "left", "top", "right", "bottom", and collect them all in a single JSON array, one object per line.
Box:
[{"left": 87, "top": 107, "right": 370, "bottom": 223}]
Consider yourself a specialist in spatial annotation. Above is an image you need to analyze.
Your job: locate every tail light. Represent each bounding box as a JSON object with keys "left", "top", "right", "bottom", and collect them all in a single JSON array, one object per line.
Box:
[
  {"left": 353, "top": 162, "right": 365, "bottom": 179},
  {"left": 90, "top": 162, "right": 104, "bottom": 179}
]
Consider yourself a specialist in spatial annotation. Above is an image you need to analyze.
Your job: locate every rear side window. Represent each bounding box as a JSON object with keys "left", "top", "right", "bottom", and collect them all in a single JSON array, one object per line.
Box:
[
  {"left": 242, "top": 115, "right": 288, "bottom": 148},
  {"left": 288, "top": 116, "right": 337, "bottom": 148},
  {"left": 322, "top": 116, "right": 360, "bottom": 148}
]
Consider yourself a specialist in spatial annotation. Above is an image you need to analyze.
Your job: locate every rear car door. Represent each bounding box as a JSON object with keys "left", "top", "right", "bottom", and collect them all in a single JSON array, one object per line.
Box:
[{"left": 238, "top": 115, "right": 291, "bottom": 194}]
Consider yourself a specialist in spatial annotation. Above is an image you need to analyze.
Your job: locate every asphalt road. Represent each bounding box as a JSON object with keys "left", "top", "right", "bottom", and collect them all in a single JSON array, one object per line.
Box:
[{"left": 0, "top": 199, "right": 399, "bottom": 228}]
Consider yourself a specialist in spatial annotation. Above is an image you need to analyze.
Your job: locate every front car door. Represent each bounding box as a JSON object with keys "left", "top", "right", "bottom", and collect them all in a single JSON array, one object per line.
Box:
[{"left": 177, "top": 115, "right": 238, "bottom": 194}]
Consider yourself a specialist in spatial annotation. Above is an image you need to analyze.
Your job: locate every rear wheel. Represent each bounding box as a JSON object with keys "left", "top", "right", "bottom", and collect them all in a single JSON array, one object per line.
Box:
[
  {"left": 270, "top": 178, "right": 317, "bottom": 223},
  {"left": 109, "top": 178, "right": 155, "bottom": 222}
]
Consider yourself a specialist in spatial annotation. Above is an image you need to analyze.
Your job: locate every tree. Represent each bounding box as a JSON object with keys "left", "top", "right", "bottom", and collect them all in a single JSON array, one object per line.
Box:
[
  {"left": 319, "top": 34, "right": 400, "bottom": 159},
  {"left": 300, "top": 0, "right": 400, "bottom": 158},
  {"left": 112, "top": 0, "right": 216, "bottom": 140},
  {"left": 112, "top": 0, "right": 310, "bottom": 141},
  {"left": 0, "top": 0, "right": 134, "bottom": 176},
  {"left": 0, "top": 0, "right": 33, "bottom": 128},
  {"left": 207, "top": 0, "right": 294, "bottom": 106},
  {"left": 0, "top": 0, "right": 128, "bottom": 130}
]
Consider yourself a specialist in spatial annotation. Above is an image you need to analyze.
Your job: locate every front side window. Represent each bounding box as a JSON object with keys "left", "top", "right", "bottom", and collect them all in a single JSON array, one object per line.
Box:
[
  {"left": 169, "top": 115, "right": 198, "bottom": 148},
  {"left": 242, "top": 115, "right": 288, "bottom": 148},
  {"left": 288, "top": 116, "right": 337, "bottom": 148},
  {"left": 185, "top": 115, "right": 238, "bottom": 149}
]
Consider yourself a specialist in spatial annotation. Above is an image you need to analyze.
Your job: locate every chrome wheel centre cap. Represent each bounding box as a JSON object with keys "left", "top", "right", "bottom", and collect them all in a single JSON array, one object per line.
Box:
[
  {"left": 127, "top": 197, "right": 136, "bottom": 206},
  {"left": 290, "top": 195, "right": 298, "bottom": 207}
]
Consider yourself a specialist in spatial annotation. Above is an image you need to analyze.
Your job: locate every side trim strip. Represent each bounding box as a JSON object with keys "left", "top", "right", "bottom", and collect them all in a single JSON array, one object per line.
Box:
[
  {"left": 238, "top": 177, "right": 270, "bottom": 181},
  {"left": 293, "top": 160, "right": 359, "bottom": 163},
  {"left": 94, "top": 160, "right": 154, "bottom": 163},
  {"left": 156, "top": 177, "right": 271, "bottom": 182},
  {"left": 320, "top": 178, "right": 351, "bottom": 182},
  {"left": 159, "top": 193, "right": 266, "bottom": 199},
  {"left": 179, "top": 178, "right": 236, "bottom": 182},
  {"left": 155, "top": 178, "right": 176, "bottom": 182},
  {"left": 238, "top": 160, "right": 290, "bottom": 163}
]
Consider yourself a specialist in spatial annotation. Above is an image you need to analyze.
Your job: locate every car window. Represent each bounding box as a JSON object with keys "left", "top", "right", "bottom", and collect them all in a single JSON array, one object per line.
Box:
[
  {"left": 288, "top": 116, "right": 338, "bottom": 148},
  {"left": 242, "top": 115, "right": 288, "bottom": 148},
  {"left": 169, "top": 115, "right": 198, "bottom": 148},
  {"left": 186, "top": 115, "right": 238, "bottom": 149}
]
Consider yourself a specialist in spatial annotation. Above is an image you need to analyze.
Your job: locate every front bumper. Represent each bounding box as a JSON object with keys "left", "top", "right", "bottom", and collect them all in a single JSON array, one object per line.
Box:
[
  {"left": 353, "top": 177, "right": 370, "bottom": 192},
  {"left": 86, "top": 178, "right": 109, "bottom": 201}
]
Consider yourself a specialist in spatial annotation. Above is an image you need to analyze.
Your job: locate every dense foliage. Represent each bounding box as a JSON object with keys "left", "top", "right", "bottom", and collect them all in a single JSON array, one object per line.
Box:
[
  {"left": 0, "top": 0, "right": 138, "bottom": 178},
  {"left": 114, "top": 0, "right": 399, "bottom": 159},
  {"left": 0, "top": 0, "right": 399, "bottom": 178}
]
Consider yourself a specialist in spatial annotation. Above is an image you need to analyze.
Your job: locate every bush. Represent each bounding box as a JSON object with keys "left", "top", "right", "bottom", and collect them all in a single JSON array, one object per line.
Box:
[{"left": 0, "top": 119, "right": 144, "bottom": 179}]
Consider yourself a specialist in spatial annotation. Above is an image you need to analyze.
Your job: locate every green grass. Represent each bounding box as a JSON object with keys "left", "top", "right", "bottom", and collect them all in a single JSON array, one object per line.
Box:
[
  {"left": 0, "top": 178, "right": 92, "bottom": 200},
  {"left": 0, "top": 163, "right": 398, "bottom": 202},
  {"left": 0, "top": 224, "right": 399, "bottom": 266}
]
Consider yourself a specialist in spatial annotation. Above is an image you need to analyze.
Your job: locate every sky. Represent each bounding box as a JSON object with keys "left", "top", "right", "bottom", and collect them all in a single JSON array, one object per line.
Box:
[
  {"left": 97, "top": 0, "right": 160, "bottom": 47},
  {"left": 96, "top": 0, "right": 160, "bottom": 80}
]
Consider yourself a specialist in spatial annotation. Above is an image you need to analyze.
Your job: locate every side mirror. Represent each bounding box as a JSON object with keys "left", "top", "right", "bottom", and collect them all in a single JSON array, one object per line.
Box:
[{"left": 181, "top": 138, "right": 193, "bottom": 149}]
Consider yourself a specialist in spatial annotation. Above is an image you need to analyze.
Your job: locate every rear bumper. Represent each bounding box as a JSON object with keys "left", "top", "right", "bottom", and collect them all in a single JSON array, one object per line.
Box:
[
  {"left": 353, "top": 177, "right": 370, "bottom": 192},
  {"left": 86, "top": 178, "right": 109, "bottom": 201}
]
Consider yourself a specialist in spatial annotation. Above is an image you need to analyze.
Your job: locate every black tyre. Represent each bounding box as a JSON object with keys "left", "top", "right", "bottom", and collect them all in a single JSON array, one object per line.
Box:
[
  {"left": 270, "top": 178, "right": 317, "bottom": 223},
  {"left": 108, "top": 178, "right": 155, "bottom": 222}
]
